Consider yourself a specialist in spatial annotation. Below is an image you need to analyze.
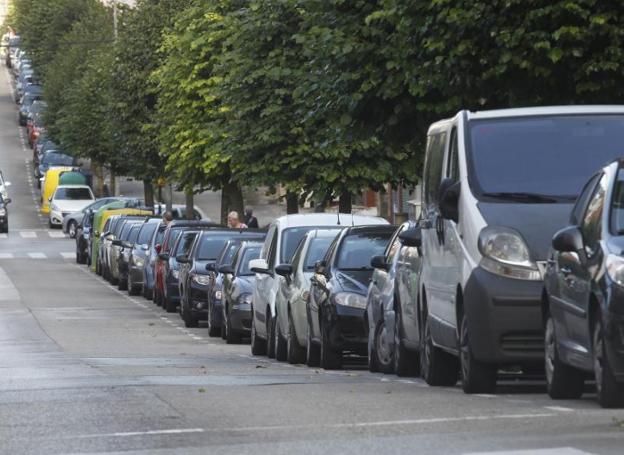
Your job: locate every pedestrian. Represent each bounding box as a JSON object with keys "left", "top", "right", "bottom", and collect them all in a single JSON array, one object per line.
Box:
[
  {"left": 162, "top": 211, "right": 173, "bottom": 226},
  {"left": 244, "top": 208, "right": 258, "bottom": 228},
  {"left": 227, "top": 211, "right": 247, "bottom": 229}
]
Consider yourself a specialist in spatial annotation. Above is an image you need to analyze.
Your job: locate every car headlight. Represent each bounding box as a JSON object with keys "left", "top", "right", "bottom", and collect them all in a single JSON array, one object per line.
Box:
[
  {"left": 478, "top": 226, "right": 541, "bottom": 281},
  {"left": 133, "top": 257, "right": 144, "bottom": 267},
  {"left": 0, "top": 208, "right": 5, "bottom": 216},
  {"left": 214, "top": 290, "right": 222, "bottom": 300},
  {"left": 607, "top": 254, "right": 624, "bottom": 287},
  {"left": 238, "top": 293, "right": 253, "bottom": 305},
  {"left": 333, "top": 292, "right": 367, "bottom": 309},
  {"left": 172, "top": 269, "right": 179, "bottom": 279},
  {"left": 192, "top": 274, "right": 211, "bottom": 286}
]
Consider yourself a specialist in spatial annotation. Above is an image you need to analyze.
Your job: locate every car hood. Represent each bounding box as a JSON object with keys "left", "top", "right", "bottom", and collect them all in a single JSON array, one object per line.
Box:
[
  {"left": 53, "top": 200, "right": 93, "bottom": 212},
  {"left": 477, "top": 202, "right": 574, "bottom": 261},
  {"left": 334, "top": 270, "right": 373, "bottom": 295}
]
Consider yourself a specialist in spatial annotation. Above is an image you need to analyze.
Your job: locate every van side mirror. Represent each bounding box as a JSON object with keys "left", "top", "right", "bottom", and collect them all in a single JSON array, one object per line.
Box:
[
  {"left": 399, "top": 227, "right": 422, "bottom": 248},
  {"left": 439, "top": 178, "right": 460, "bottom": 223},
  {"left": 275, "top": 263, "right": 293, "bottom": 277},
  {"left": 370, "top": 255, "right": 389, "bottom": 271},
  {"left": 552, "top": 226, "right": 584, "bottom": 253}
]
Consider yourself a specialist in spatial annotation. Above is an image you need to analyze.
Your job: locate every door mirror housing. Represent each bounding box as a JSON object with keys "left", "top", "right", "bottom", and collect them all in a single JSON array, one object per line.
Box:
[
  {"left": 314, "top": 260, "right": 326, "bottom": 275},
  {"left": 249, "top": 258, "right": 270, "bottom": 275},
  {"left": 158, "top": 252, "right": 169, "bottom": 261},
  {"left": 275, "top": 263, "right": 293, "bottom": 277},
  {"left": 218, "top": 264, "right": 234, "bottom": 275},
  {"left": 4, "top": 197, "right": 11, "bottom": 204},
  {"left": 399, "top": 227, "right": 422, "bottom": 248},
  {"left": 205, "top": 262, "right": 216, "bottom": 272},
  {"left": 111, "top": 239, "right": 123, "bottom": 247},
  {"left": 370, "top": 255, "right": 389, "bottom": 271},
  {"left": 552, "top": 226, "right": 584, "bottom": 253},
  {"left": 439, "top": 178, "right": 460, "bottom": 223},
  {"left": 176, "top": 254, "right": 189, "bottom": 264}
]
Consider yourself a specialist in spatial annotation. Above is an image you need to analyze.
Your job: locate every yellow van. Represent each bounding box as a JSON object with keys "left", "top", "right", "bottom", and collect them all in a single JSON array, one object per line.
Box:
[{"left": 40, "top": 167, "right": 74, "bottom": 214}]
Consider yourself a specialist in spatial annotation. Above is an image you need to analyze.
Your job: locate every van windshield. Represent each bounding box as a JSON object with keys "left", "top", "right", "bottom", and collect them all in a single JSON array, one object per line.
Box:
[{"left": 468, "top": 115, "right": 624, "bottom": 201}]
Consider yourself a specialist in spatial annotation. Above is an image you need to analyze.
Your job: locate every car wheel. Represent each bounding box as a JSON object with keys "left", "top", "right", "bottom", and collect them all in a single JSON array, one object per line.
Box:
[
  {"left": 48, "top": 219, "right": 53, "bottom": 229},
  {"left": 545, "top": 313, "right": 584, "bottom": 399},
  {"left": 182, "top": 298, "right": 198, "bottom": 328},
  {"left": 68, "top": 221, "right": 77, "bottom": 239},
  {"left": 420, "top": 302, "right": 459, "bottom": 386},
  {"left": 372, "top": 319, "right": 394, "bottom": 374},
  {"left": 593, "top": 313, "right": 624, "bottom": 408},
  {"left": 225, "top": 308, "right": 241, "bottom": 344},
  {"left": 287, "top": 311, "right": 306, "bottom": 364},
  {"left": 459, "top": 311, "right": 497, "bottom": 394},
  {"left": 207, "top": 299, "right": 220, "bottom": 337},
  {"left": 250, "top": 308, "right": 267, "bottom": 356},
  {"left": 320, "top": 316, "right": 342, "bottom": 370},
  {"left": 118, "top": 276, "right": 127, "bottom": 291},
  {"left": 306, "top": 317, "right": 320, "bottom": 367},
  {"left": 394, "top": 302, "right": 419, "bottom": 377},
  {"left": 266, "top": 312, "right": 276, "bottom": 359},
  {"left": 274, "top": 316, "right": 287, "bottom": 362}
]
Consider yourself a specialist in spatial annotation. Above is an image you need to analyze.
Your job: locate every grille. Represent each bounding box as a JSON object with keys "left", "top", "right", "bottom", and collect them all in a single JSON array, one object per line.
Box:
[{"left": 500, "top": 332, "right": 544, "bottom": 353}]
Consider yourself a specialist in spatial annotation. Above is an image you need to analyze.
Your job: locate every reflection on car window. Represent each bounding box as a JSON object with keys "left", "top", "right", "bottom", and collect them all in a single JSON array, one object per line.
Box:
[
  {"left": 197, "top": 234, "right": 232, "bottom": 261},
  {"left": 238, "top": 246, "right": 262, "bottom": 276},
  {"left": 610, "top": 170, "right": 624, "bottom": 235},
  {"left": 54, "top": 187, "right": 92, "bottom": 200},
  {"left": 337, "top": 232, "right": 393, "bottom": 270},
  {"left": 304, "top": 237, "right": 336, "bottom": 270},
  {"left": 175, "top": 232, "right": 198, "bottom": 256},
  {"left": 581, "top": 174, "right": 608, "bottom": 251}
]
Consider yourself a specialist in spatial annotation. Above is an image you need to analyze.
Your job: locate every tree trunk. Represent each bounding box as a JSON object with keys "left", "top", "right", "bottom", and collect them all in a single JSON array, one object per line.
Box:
[
  {"left": 286, "top": 191, "right": 299, "bottom": 214},
  {"left": 94, "top": 163, "right": 104, "bottom": 198},
  {"left": 338, "top": 190, "right": 352, "bottom": 214},
  {"left": 185, "top": 188, "right": 194, "bottom": 220},
  {"left": 166, "top": 184, "right": 173, "bottom": 213},
  {"left": 143, "top": 179, "right": 154, "bottom": 208},
  {"left": 109, "top": 170, "right": 116, "bottom": 197},
  {"left": 221, "top": 182, "right": 244, "bottom": 225}
]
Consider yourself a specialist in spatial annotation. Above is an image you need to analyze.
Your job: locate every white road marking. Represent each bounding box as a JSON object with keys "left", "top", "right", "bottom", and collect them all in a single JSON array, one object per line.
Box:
[
  {"left": 464, "top": 448, "right": 594, "bottom": 455},
  {"left": 78, "top": 428, "right": 205, "bottom": 439},
  {"left": 543, "top": 406, "right": 575, "bottom": 412},
  {"left": 19, "top": 231, "right": 36, "bottom": 238},
  {"left": 27, "top": 252, "right": 46, "bottom": 259},
  {"left": 48, "top": 231, "right": 65, "bottom": 238},
  {"left": 0, "top": 233, "right": 7, "bottom": 239},
  {"left": 191, "top": 336, "right": 203, "bottom": 341},
  {"left": 60, "top": 252, "right": 74, "bottom": 259},
  {"left": 0, "top": 253, "right": 14, "bottom": 259},
  {"left": 474, "top": 394, "right": 497, "bottom": 398}
]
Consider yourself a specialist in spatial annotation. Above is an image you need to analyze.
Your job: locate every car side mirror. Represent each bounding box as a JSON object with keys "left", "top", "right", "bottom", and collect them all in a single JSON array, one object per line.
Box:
[
  {"left": 4, "top": 197, "right": 11, "bottom": 204},
  {"left": 275, "top": 263, "right": 293, "bottom": 277},
  {"left": 314, "top": 260, "right": 326, "bottom": 275},
  {"left": 552, "top": 226, "right": 584, "bottom": 254},
  {"left": 155, "top": 244, "right": 162, "bottom": 253},
  {"left": 370, "top": 255, "right": 389, "bottom": 271},
  {"left": 176, "top": 254, "right": 189, "bottom": 264},
  {"left": 249, "top": 258, "right": 271, "bottom": 275},
  {"left": 205, "top": 262, "right": 216, "bottom": 272},
  {"left": 141, "top": 244, "right": 149, "bottom": 251},
  {"left": 158, "top": 252, "right": 169, "bottom": 261},
  {"left": 111, "top": 239, "right": 123, "bottom": 246},
  {"left": 399, "top": 227, "right": 422, "bottom": 248},
  {"left": 123, "top": 241, "right": 133, "bottom": 249},
  {"left": 218, "top": 264, "right": 234, "bottom": 275},
  {"left": 439, "top": 178, "right": 460, "bottom": 223}
]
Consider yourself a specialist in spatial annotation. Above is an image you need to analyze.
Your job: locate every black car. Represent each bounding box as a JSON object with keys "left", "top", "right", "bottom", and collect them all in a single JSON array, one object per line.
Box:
[
  {"left": 544, "top": 160, "right": 624, "bottom": 408},
  {"left": 75, "top": 210, "right": 94, "bottom": 264},
  {"left": 220, "top": 241, "right": 263, "bottom": 343},
  {"left": 178, "top": 229, "right": 266, "bottom": 329},
  {"left": 127, "top": 218, "right": 161, "bottom": 295},
  {"left": 204, "top": 233, "right": 267, "bottom": 336},
  {"left": 308, "top": 225, "right": 395, "bottom": 369},
  {"left": 113, "top": 223, "right": 142, "bottom": 291},
  {"left": 107, "top": 217, "right": 145, "bottom": 284},
  {"left": 0, "top": 194, "right": 11, "bottom": 233},
  {"left": 160, "top": 228, "right": 201, "bottom": 313}
]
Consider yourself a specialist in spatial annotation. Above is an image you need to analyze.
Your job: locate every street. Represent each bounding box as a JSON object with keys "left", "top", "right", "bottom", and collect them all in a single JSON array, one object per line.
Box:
[{"left": 0, "top": 64, "right": 623, "bottom": 455}]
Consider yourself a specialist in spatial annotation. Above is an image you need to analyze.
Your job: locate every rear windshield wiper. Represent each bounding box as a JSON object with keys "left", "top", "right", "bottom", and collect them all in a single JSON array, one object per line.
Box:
[{"left": 481, "top": 192, "right": 567, "bottom": 203}]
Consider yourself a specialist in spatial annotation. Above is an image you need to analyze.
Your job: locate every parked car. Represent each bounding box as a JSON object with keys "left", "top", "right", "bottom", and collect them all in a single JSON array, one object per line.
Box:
[
  {"left": 0, "top": 169, "right": 11, "bottom": 201},
  {"left": 418, "top": 106, "right": 624, "bottom": 394},
  {"left": 127, "top": 218, "right": 161, "bottom": 295},
  {"left": 544, "top": 160, "right": 624, "bottom": 408},
  {"left": 160, "top": 228, "right": 201, "bottom": 313},
  {"left": 103, "top": 215, "right": 147, "bottom": 283},
  {"left": 48, "top": 185, "right": 95, "bottom": 228},
  {"left": 113, "top": 223, "right": 143, "bottom": 291},
  {"left": 0, "top": 194, "right": 11, "bottom": 233},
  {"left": 204, "top": 232, "right": 267, "bottom": 336},
  {"left": 273, "top": 229, "right": 341, "bottom": 365},
  {"left": 220, "top": 241, "right": 264, "bottom": 343},
  {"left": 37, "top": 153, "right": 75, "bottom": 189},
  {"left": 307, "top": 225, "right": 395, "bottom": 368},
  {"left": 248, "top": 213, "right": 389, "bottom": 358},
  {"left": 366, "top": 222, "right": 422, "bottom": 375},
  {"left": 143, "top": 223, "right": 167, "bottom": 300},
  {"left": 75, "top": 210, "right": 94, "bottom": 265},
  {"left": 18, "top": 89, "right": 41, "bottom": 125},
  {"left": 62, "top": 197, "right": 140, "bottom": 238}
]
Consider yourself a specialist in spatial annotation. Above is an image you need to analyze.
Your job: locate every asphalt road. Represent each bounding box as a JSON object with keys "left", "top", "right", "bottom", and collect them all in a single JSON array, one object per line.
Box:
[{"left": 0, "top": 69, "right": 623, "bottom": 455}]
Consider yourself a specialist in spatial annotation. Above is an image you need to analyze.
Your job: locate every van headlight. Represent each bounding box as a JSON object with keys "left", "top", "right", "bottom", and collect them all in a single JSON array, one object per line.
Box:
[
  {"left": 606, "top": 255, "right": 624, "bottom": 287},
  {"left": 478, "top": 226, "right": 541, "bottom": 281},
  {"left": 333, "top": 292, "right": 367, "bottom": 309}
]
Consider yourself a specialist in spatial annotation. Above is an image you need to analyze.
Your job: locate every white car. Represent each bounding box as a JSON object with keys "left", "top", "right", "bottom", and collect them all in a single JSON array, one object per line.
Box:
[
  {"left": 49, "top": 185, "right": 95, "bottom": 228},
  {"left": 0, "top": 170, "right": 11, "bottom": 201},
  {"left": 248, "top": 213, "right": 389, "bottom": 357}
]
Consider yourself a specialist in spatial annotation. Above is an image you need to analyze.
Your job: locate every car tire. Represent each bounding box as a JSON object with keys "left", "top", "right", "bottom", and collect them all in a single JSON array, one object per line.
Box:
[
  {"left": 306, "top": 317, "right": 320, "bottom": 367},
  {"left": 459, "top": 311, "right": 497, "bottom": 394},
  {"left": 394, "top": 303, "right": 419, "bottom": 377},
  {"left": 207, "top": 299, "right": 220, "bottom": 337},
  {"left": 593, "top": 313, "right": 624, "bottom": 408},
  {"left": 118, "top": 277, "right": 127, "bottom": 291},
  {"left": 164, "top": 293, "right": 177, "bottom": 313},
  {"left": 420, "top": 302, "right": 459, "bottom": 387},
  {"left": 250, "top": 309, "right": 267, "bottom": 356},
  {"left": 266, "top": 312, "right": 276, "bottom": 359},
  {"left": 544, "top": 313, "right": 584, "bottom": 399},
  {"left": 225, "top": 309, "right": 241, "bottom": 344},
  {"left": 287, "top": 311, "right": 306, "bottom": 364},
  {"left": 320, "top": 317, "right": 342, "bottom": 370},
  {"left": 68, "top": 221, "right": 77, "bottom": 239},
  {"left": 182, "top": 298, "right": 198, "bottom": 328},
  {"left": 371, "top": 320, "right": 394, "bottom": 374},
  {"left": 274, "top": 316, "right": 287, "bottom": 362}
]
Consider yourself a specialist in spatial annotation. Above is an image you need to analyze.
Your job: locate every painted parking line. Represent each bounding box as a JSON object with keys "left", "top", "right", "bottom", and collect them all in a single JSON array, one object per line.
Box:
[
  {"left": 19, "top": 231, "right": 36, "bottom": 238},
  {"left": 60, "top": 252, "right": 74, "bottom": 259},
  {"left": 48, "top": 231, "right": 66, "bottom": 238},
  {"left": 0, "top": 233, "right": 7, "bottom": 239},
  {"left": 27, "top": 252, "right": 46, "bottom": 259},
  {"left": 464, "top": 448, "right": 594, "bottom": 455},
  {"left": 0, "top": 253, "right": 14, "bottom": 259}
]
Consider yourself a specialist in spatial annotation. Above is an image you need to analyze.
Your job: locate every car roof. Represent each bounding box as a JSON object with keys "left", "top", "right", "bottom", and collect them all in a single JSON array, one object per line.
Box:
[
  {"left": 274, "top": 213, "right": 389, "bottom": 229},
  {"left": 341, "top": 225, "right": 398, "bottom": 236},
  {"left": 169, "top": 220, "right": 220, "bottom": 228}
]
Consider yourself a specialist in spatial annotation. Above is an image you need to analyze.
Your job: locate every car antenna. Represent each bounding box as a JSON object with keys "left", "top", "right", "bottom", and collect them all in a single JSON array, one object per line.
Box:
[
  {"left": 351, "top": 211, "right": 355, "bottom": 227},
  {"left": 337, "top": 211, "right": 341, "bottom": 226}
]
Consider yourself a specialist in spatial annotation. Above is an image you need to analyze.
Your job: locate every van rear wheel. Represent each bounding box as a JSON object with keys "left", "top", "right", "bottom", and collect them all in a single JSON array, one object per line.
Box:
[{"left": 420, "top": 307, "right": 458, "bottom": 386}]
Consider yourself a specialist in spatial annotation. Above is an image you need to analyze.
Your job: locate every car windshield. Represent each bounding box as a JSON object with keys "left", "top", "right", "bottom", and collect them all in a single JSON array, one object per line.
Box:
[
  {"left": 197, "top": 233, "right": 233, "bottom": 261},
  {"left": 154, "top": 227, "right": 165, "bottom": 246},
  {"left": 216, "top": 241, "right": 241, "bottom": 265},
  {"left": 43, "top": 153, "right": 73, "bottom": 166},
  {"left": 127, "top": 226, "right": 140, "bottom": 244},
  {"left": 610, "top": 170, "right": 624, "bottom": 235},
  {"left": 54, "top": 188, "right": 92, "bottom": 200},
  {"left": 238, "top": 246, "right": 261, "bottom": 276},
  {"left": 120, "top": 222, "right": 138, "bottom": 240},
  {"left": 174, "top": 232, "right": 198, "bottom": 255},
  {"left": 281, "top": 226, "right": 337, "bottom": 263},
  {"left": 304, "top": 236, "right": 337, "bottom": 271},
  {"left": 469, "top": 115, "right": 624, "bottom": 200},
  {"left": 336, "top": 232, "right": 393, "bottom": 270},
  {"left": 165, "top": 228, "right": 182, "bottom": 252},
  {"left": 137, "top": 223, "right": 157, "bottom": 245}
]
